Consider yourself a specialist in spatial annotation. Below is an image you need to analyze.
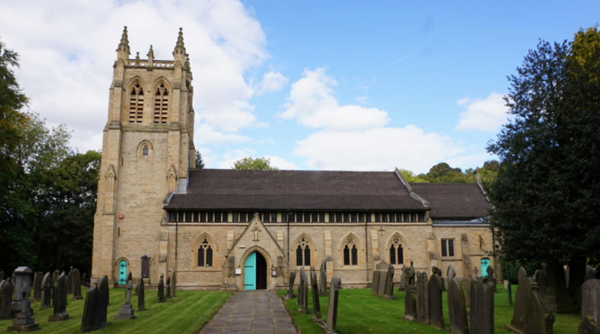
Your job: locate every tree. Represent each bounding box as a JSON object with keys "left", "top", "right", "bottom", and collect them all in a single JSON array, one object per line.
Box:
[
  {"left": 232, "top": 157, "right": 279, "bottom": 170},
  {"left": 195, "top": 149, "right": 205, "bottom": 169},
  {"left": 486, "top": 28, "right": 600, "bottom": 265}
]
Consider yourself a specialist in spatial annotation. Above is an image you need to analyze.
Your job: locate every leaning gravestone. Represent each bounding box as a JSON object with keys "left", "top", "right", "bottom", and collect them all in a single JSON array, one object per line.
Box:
[
  {"left": 310, "top": 267, "right": 321, "bottom": 319},
  {"left": 544, "top": 260, "right": 578, "bottom": 313},
  {"left": 428, "top": 272, "right": 444, "bottom": 329},
  {"left": 32, "top": 271, "right": 43, "bottom": 302},
  {"left": 137, "top": 275, "right": 146, "bottom": 311},
  {"left": 448, "top": 277, "right": 468, "bottom": 334},
  {"left": 319, "top": 261, "right": 327, "bottom": 297},
  {"left": 417, "top": 272, "right": 429, "bottom": 324},
  {"left": 470, "top": 279, "right": 494, "bottom": 334},
  {"left": 384, "top": 265, "right": 395, "bottom": 299},
  {"left": 49, "top": 272, "right": 69, "bottom": 322},
  {"left": 371, "top": 271, "right": 380, "bottom": 295},
  {"left": 98, "top": 276, "right": 109, "bottom": 327},
  {"left": 166, "top": 276, "right": 171, "bottom": 299},
  {"left": 326, "top": 277, "right": 341, "bottom": 333},
  {"left": 0, "top": 277, "right": 12, "bottom": 320},
  {"left": 6, "top": 267, "right": 40, "bottom": 332},
  {"left": 115, "top": 280, "right": 135, "bottom": 320},
  {"left": 171, "top": 271, "right": 177, "bottom": 298},
  {"left": 72, "top": 268, "right": 83, "bottom": 300},
  {"left": 285, "top": 270, "right": 296, "bottom": 299},
  {"left": 581, "top": 279, "right": 600, "bottom": 327},
  {"left": 81, "top": 281, "right": 108, "bottom": 333},
  {"left": 297, "top": 268, "right": 305, "bottom": 307},
  {"left": 40, "top": 272, "right": 52, "bottom": 310},
  {"left": 507, "top": 268, "right": 555, "bottom": 334},
  {"left": 157, "top": 274, "right": 165, "bottom": 303},
  {"left": 508, "top": 268, "right": 529, "bottom": 332}
]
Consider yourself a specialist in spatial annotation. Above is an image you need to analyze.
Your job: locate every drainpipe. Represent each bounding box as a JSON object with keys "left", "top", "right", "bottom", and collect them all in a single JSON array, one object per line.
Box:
[
  {"left": 175, "top": 208, "right": 179, "bottom": 271},
  {"left": 365, "top": 212, "right": 369, "bottom": 283}
]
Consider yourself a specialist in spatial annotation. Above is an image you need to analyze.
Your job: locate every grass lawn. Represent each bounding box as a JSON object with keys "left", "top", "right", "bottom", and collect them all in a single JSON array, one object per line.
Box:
[
  {"left": 0, "top": 288, "right": 232, "bottom": 334},
  {"left": 279, "top": 285, "right": 581, "bottom": 334}
]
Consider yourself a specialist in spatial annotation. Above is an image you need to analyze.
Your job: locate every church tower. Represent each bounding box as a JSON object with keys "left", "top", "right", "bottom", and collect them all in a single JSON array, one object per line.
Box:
[{"left": 92, "top": 27, "right": 195, "bottom": 285}]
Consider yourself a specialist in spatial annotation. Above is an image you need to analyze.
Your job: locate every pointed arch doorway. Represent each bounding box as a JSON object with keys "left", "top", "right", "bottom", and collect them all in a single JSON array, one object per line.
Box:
[{"left": 244, "top": 251, "right": 267, "bottom": 290}]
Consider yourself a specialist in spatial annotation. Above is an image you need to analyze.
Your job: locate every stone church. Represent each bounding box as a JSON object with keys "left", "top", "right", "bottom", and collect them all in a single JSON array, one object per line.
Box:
[{"left": 91, "top": 27, "right": 495, "bottom": 290}]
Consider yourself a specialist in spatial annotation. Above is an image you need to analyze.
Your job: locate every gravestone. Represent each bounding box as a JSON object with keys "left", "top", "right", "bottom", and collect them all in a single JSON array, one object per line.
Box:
[
  {"left": 534, "top": 269, "right": 547, "bottom": 297},
  {"left": 32, "top": 271, "right": 43, "bottom": 302},
  {"left": 166, "top": 276, "right": 171, "bottom": 299},
  {"left": 285, "top": 270, "right": 296, "bottom": 299},
  {"left": 470, "top": 279, "right": 494, "bottom": 334},
  {"left": 398, "top": 270, "right": 406, "bottom": 291},
  {"left": 81, "top": 284, "right": 100, "bottom": 332},
  {"left": 6, "top": 267, "right": 40, "bottom": 332},
  {"left": 509, "top": 268, "right": 529, "bottom": 332},
  {"left": 416, "top": 272, "right": 429, "bottom": 324},
  {"left": 507, "top": 268, "right": 555, "bottom": 334},
  {"left": 463, "top": 278, "right": 472, "bottom": 309},
  {"left": 544, "top": 260, "right": 578, "bottom": 313},
  {"left": 82, "top": 273, "right": 88, "bottom": 287},
  {"left": 403, "top": 277, "right": 417, "bottom": 321},
  {"left": 447, "top": 265, "right": 456, "bottom": 280},
  {"left": 49, "top": 272, "right": 69, "bottom": 322},
  {"left": 406, "top": 261, "right": 416, "bottom": 290},
  {"left": 297, "top": 268, "right": 305, "bottom": 307},
  {"left": 72, "top": 268, "right": 83, "bottom": 300},
  {"left": 433, "top": 266, "right": 442, "bottom": 277},
  {"left": 581, "top": 279, "right": 600, "bottom": 327},
  {"left": 326, "top": 277, "right": 341, "bottom": 333},
  {"left": 299, "top": 269, "right": 308, "bottom": 314},
  {"left": 378, "top": 269, "right": 388, "bottom": 297},
  {"left": 448, "top": 277, "right": 468, "bottom": 334},
  {"left": 137, "top": 275, "right": 146, "bottom": 311},
  {"left": 157, "top": 274, "right": 165, "bottom": 303},
  {"left": 67, "top": 267, "right": 74, "bottom": 294},
  {"left": 486, "top": 266, "right": 497, "bottom": 293},
  {"left": 0, "top": 277, "right": 12, "bottom": 320},
  {"left": 319, "top": 261, "right": 327, "bottom": 297},
  {"left": 428, "top": 272, "right": 444, "bottom": 329},
  {"left": 98, "top": 276, "right": 109, "bottom": 326},
  {"left": 579, "top": 316, "right": 600, "bottom": 334},
  {"left": 141, "top": 255, "right": 150, "bottom": 278},
  {"left": 310, "top": 267, "right": 321, "bottom": 319},
  {"left": 171, "top": 271, "right": 177, "bottom": 298},
  {"left": 371, "top": 271, "right": 380, "bottom": 295},
  {"left": 384, "top": 265, "right": 395, "bottom": 299},
  {"left": 586, "top": 266, "right": 597, "bottom": 282},
  {"left": 40, "top": 273, "right": 52, "bottom": 310},
  {"left": 568, "top": 260, "right": 586, "bottom": 311},
  {"left": 115, "top": 280, "right": 135, "bottom": 320}
]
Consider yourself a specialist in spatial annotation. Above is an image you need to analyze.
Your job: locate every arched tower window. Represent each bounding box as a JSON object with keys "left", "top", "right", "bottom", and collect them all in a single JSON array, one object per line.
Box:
[
  {"left": 129, "top": 81, "right": 144, "bottom": 123},
  {"left": 343, "top": 236, "right": 358, "bottom": 266},
  {"left": 154, "top": 82, "right": 169, "bottom": 123},
  {"left": 197, "top": 238, "right": 213, "bottom": 267},
  {"left": 389, "top": 236, "right": 404, "bottom": 265},
  {"left": 295, "top": 237, "right": 311, "bottom": 266},
  {"left": 142, "top": 146, "right": 148, "bottom": 157}
]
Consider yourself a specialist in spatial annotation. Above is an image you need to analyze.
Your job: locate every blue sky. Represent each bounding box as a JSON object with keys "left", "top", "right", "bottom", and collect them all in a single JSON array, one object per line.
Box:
[{"left": 1, "top": 0, "right": 598, "bottom": 173}]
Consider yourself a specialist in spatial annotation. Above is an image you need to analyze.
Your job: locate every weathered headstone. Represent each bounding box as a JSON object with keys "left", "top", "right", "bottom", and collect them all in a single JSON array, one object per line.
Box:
[
  {"left": 378, "top": 269, "right": 388, "bottom": 297},
  {"left": 310, "top": 267, "right": 321, "bottom": 319},
  {"left": 49, "top": 272, "right": 69, "bottom": 322},
  {"left": 507, "top": 268, "right": 555, "bottom": 334},
  {"left": 157, "top": 274, "right": 165, "bottom": 303},
  {"left": 586, "top": 266, "right": 597, "bottom": 282},
  {"left": 448, "top": 277, "right": 468, "bottom": 334},
  {"left": 40, "top": 273, "right": 52, "bottom": 310},
  {"left": 115, "top": 280, "right": 136, "bottom": 320},
  {"left": 72, "top": 268, "right": 83, "bottom": 300},
  {"left": 32, "top": 271, "right": 43, "bottom": 302},
  {"left": 398, "top": 269, "right": 406, "bottom": 291},
  {"left": 371, "top": 271, "right": 380, "bottom": 295},
  {"left": 544, "top": 260, "right": 578, "bottom": 313},
  {"left": 486, "top": 265, "right": 497, "bottom": 293},
  {"left": 98, "top": 276, "right": 109, "bottom": 327},
  {"left": 326, "top": 277, "right": 341, "bottom": 333},
  {"left": 416, "top": 272, "right": 429, "bottom": 324},
  {"left": 568, "top": 260, "right": 586, "bottom": 311},
  {"left": 428, "top": 272, "right": 444, "bottom": 329},
  {"left": 384, "top": 265, "right": 395, "bottom": 299},
  {"left": 6, "top": 267, "right": 40, "bottom": 332},
  {"left": 166, "top": 275, "right": 171, "bottom": 299},
  {"left": 579, "top": 316, "right": 600, "bottom": 334},
  {"left": 470, "top": 279, "right": 494, "bottom": 334},
  {"left": 581, "top": 279, "right": 600, "bottom": 327},
  {"left": 534, "top": 269, "right": 547, "bottom": 297},
  {"left": 318, "top": 261, "right": 327, "bottom": 297},
  {"left": 81, "top": 273, "right": 88, "bottom": 287},
  {"left": 137, "top": 275, "right": 146, "bottom": 311},
  {"left": 298, "top": 269, "right": 308, "bottom": 314},
  {"left": 81, "top": 284, "right": 100, "bottom": 332},
  {"left": 447, "top": 265, "right": 456, "bottom": 280},
  {"left": 171, "top": 271, "right": 176, "bottom": 298},
  {"left": 67, "top": 267, "right": 74, "bottom": 294},
  {"left": 509, "top": 267, "right": 529, "bottom": 332},
  {"left": 463, "top": 277, "right": 472, "bottom": 309},
  {"left": 0, "top": 277, "right": 12, "bottom": 320},
  {"left": 297, "top": 267, "right": 305, "bottom": 307},
  {"left": 285, "top": 270, "right": 296, "bottom": 299}
]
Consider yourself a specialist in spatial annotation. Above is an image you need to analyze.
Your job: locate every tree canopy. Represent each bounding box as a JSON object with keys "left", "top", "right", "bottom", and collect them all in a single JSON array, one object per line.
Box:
[
  {"left": 232, "top": 157, "right": 279, "bottom": 170},
  {"left": 487, "top": 27, "right": 600, "bottom": 264}
]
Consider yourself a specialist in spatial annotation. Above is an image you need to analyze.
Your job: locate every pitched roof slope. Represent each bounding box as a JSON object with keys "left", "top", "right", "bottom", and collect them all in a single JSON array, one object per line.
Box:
[
  {"left": 409, "top": 183, "right": 491, "bottom": 219},
  {"left": 166, "top": 169, "right": 426, "bottom": 210}
]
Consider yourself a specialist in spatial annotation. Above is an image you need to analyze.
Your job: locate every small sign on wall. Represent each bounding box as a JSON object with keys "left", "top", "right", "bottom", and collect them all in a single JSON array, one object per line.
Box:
[{"left": 235, "top": 268, "right": 242, "bottom": 275}]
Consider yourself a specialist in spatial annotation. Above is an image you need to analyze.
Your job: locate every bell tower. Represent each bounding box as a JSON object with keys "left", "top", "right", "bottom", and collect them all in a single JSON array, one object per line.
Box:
[{"left": 92, "top": 27, "right": 195, "bottom": 284}]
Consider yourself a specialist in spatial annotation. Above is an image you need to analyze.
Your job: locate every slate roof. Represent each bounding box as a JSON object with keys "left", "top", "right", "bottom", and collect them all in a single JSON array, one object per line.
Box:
[
  {"left": 166, "top": 169, "right": 426, "bottom": 210},
  {"left": 410, "top": 183, "right": 491, "bottom": 219}
]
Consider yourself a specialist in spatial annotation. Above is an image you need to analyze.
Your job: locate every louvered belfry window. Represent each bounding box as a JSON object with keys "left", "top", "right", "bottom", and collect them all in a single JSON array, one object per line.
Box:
[
  {"left": 154, "top": 83, "right": 169, "bottom": 123},
  {"left": 129, "top": 82, "right": 144, "bottom": 123}
]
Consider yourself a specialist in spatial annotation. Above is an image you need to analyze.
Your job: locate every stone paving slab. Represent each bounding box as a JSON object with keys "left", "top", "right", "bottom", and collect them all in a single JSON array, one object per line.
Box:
[{"left": 199, "top": 290, "right": 298, "bottom": 334}]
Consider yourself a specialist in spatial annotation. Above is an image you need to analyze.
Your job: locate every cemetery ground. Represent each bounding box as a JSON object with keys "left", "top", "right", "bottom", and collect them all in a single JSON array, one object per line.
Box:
[
  {"left": 278, "top": 285, "right": 581, "bottom": 334},
  {"left": 0, "top": 288, "right": 232, "bottom": 334}
]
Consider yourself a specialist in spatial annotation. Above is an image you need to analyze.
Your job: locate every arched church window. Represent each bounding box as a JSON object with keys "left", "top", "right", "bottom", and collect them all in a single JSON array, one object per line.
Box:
[
  {"left": 343, "top": 236, "right": 358, "bottom": 266},
  {"left": 389, "top": 237, "right": 404, "bottom": 265},
  {"left": 142, "top": 146, "right": 148, "bottom": 157},
  {"left": 154, "top": 82, "right": 169, "bottom": 123},
  {"left": 129, "top": 82, "right": 144, "bottom": 123},
  {"left": 197, "top": 238, "right": 213, "bottom": 267},
  {"left": 296, "top": 237, "right": 311, "bottom": 266}
]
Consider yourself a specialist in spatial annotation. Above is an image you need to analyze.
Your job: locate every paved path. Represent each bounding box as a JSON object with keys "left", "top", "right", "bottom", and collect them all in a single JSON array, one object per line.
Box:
[{"left": 199, "top": 290, "right": 298, "bottom": 334}]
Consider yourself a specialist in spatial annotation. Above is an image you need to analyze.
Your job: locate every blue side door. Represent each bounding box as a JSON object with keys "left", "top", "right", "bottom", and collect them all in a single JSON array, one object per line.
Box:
[
  {"left": 118, "top": 260, "right": 127, "bottom": 284},
  {"left": 480, "top": 258, "right": 491, "bottom": 277},
  {"left": 244, "top": 251, "right": 256, "bottom": 290}
]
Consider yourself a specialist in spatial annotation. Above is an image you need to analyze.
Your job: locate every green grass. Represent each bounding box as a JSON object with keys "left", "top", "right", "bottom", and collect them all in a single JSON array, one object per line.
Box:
[
  {"left": 0, "top": 288, "right": 232, "bottom": 334},
  {"left": 278, "top": 286, "right": 581, "bottom": 334}
]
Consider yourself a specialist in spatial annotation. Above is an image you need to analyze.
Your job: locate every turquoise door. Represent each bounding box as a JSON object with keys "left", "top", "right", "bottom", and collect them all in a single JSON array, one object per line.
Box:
[
  {"left": 480, "top": 258, "right": 491, "bottom": 277},
  {"left": 244, "top": 252, "right": 257, "bottom": 290},
  {"left": 118, "top": 260, "right": 127, "bottom": 284}
]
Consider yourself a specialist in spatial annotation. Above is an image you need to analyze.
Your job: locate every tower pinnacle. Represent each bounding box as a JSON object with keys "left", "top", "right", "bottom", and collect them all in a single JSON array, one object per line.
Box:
[
  {"left": 116, "top": 26, "right": 130, "bottom": 55},
  {"left": 173, "top": 27, "right": 186, "bottom": 58}
]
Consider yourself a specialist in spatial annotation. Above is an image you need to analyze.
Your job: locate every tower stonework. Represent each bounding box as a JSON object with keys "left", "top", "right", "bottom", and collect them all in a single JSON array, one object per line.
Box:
[{"left": 92, "top": 27, "right": 195, "bottom": 285}]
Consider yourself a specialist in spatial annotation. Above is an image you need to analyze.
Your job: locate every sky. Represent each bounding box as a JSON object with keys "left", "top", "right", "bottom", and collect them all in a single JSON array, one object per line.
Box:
[{"left": 1, "top": 0, "right": 598, "bottom": 174}]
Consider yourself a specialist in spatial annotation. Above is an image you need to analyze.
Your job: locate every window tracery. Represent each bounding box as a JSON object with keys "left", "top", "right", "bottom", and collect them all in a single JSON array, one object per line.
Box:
[
  {"left": 389, "top": 236, "right": 404, "bottom": 265},
  {"left": 343, "top": 236, "right": 358, "bottom": 266},
  {"left": 129, "top": 81, "right": 144, "bottom": 123},
  {"left": 197, "top": 238, "right": 213, "bottom": 267},
  {"left": 154, "top": 82, "right": 169, "bottom": 123},
  {"left": 296, "top": 237, "right": 311, "bottom": 266}
]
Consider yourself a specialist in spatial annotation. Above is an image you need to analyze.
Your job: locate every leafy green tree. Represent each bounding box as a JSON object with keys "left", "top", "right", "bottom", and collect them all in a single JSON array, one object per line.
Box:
[
  {"left": 399, "top": 169, "right": 428, "bottom": 183},
  {"left": 487, "top": 28, "right": 600, "bottom": 265},
  {"left": 232, "top": 157, "right": 279, "bottom": 170},
  {"left": 195, "top": 149, "right": 205, "bottom": 169}
]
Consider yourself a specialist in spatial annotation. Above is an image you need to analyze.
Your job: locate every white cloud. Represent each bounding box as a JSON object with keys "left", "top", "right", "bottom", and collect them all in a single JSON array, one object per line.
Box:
[
  {"left": 265, "top": 156, "right": 298, "bottom": 170},
  {"left": 455, "top": 92, "right": 509, "bottom": 132},
  {"left": 0, "top": 0, "right": 271, "bottom": 151},
  {"left": 253, "top": 71, "right": 289, "bottom": 96},
  {"left": 293, "top": 125, "right": 464, "bottom": 174},
  {"left": 280, "top": 68, "right": 389, "bottom": 130}
]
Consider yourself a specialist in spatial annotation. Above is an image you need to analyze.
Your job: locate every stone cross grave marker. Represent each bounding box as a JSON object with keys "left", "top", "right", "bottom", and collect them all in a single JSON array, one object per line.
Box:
[{"left": 115, "top": 279, "right": 136, "bottom": 320}]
